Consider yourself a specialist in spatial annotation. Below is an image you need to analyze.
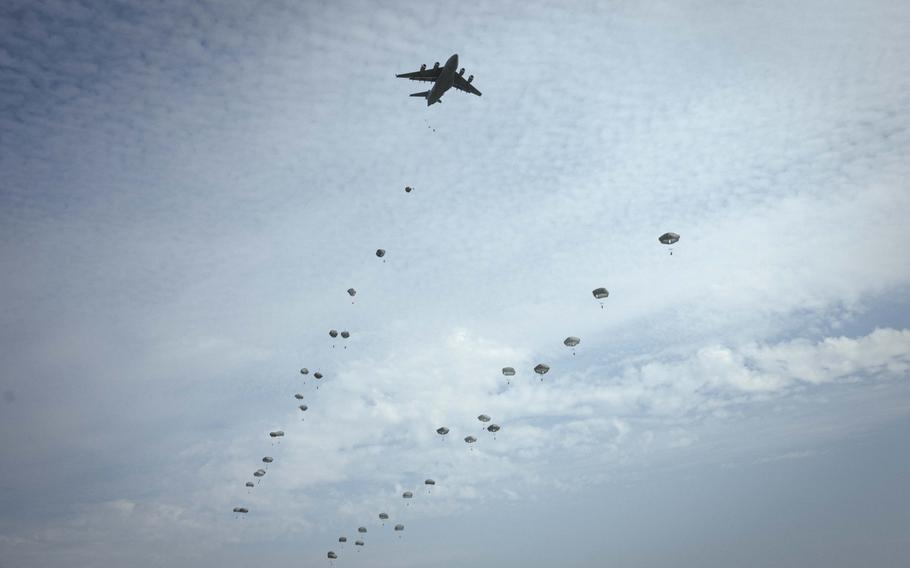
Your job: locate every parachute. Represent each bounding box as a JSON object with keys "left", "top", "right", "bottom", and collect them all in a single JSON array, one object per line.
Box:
[
  {"left": 564, "top": 336, "right": 580, "bottom": 356},
  {"left": 534, "top": 364, "right": 550, "bottom": 381},
  {"left": 327, "top": 551, "right": 337, "bottom": 560},
  {"left": 294, "top": 393, "right": 304, "bottom": 400},
  {"left": 338, "top": 537, "right": 347, "bottom": 543},
  {"left": 245, "top": 481, "right": 254, "bottom": 488},
  {"left": 464, "top": 436, "right": 477, "bottom": 443},
  {"left": 425, "top": 478, "right": 436, "bottom": 485},
  {"left": 314, "top": 372, "right": 323, "bottom": 379},
  {"left": 487, "top": 424, "right": 501, "bottom": 439},
  {"left": 300, "top": 368, "right": 309, "bottom": 375},
  {"left": 379, "top": 512, "right": 389, "bottom": 525},
  {"left": 262, "top": 456, "right": 273, "bottom": 464},
  {"left": 405, "top": 186, "right": 413, "bottom": 193},
  {"left": 502, "top": 366, "right": 516, "bottom": 385},
  {"left": 358, "top": 527, "right": 367, "bottom": 534},
  {"left": 340, "top": 331, "right": 350, "bottom": 339},
  {"left": 659, "top": 232, "right": 680, "bottom": 255},
  {"left": 269, "top": 431, "right": 285, "bottom": 438},
  {"left": 376, "top": 248, "right": 386, "bottom": 258},
  {"left": 354, "top": 540, "right": 364, "bottom": 546},
  {"left": 436, "top": 426, "right": 449, "bottom": 436},
  {"left": 233, "top": 507, "right": 249, "bottom": 513},
  {"left": 299, "top": 404, "right": 308, "bottom": 420},
  {"left": 592, "top": 287, "right": 609, "bottom": 308},
  {"left": 254, "top": 469, "right": 266, "bottom": 477},
  {"left": 329, "top": 329, "right": 338, "bottom": 338},
  {"left": 477, "top": 414, "right": 491, "bottom": 424},
  {"left": 347, "top": 288, "right": 356, "bottom": 297},
  {"left": 402, "top": 491, "right": 413, "bottom": 499},
  {"left": 394, "top": 523, "right": 404, "bottom": 537}
]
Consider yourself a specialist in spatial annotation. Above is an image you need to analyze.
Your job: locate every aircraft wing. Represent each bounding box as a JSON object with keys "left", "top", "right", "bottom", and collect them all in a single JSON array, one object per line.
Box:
[
  {"left": 453, "top": 73, "right": 482, "bottom": 96},
  {"left": 396, "top": 67, "right": 442, "bottom": 82}
]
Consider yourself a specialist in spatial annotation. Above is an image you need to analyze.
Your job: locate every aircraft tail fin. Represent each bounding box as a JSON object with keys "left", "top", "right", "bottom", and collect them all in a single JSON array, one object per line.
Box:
[{"left": 410, "top": 91, "right": 429, "bottom": 98}]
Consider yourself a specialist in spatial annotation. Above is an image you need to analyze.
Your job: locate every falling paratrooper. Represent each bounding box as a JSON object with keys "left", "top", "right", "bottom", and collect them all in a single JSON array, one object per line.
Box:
[
  {"left": 564, "top": 336, "right": 580, "bottom": 356},
  {"left": 592, "top": 287, "right": 609, "bottom": 309},
  {"left": 659, "top": 232, "right": 680, "bottom": 255}
]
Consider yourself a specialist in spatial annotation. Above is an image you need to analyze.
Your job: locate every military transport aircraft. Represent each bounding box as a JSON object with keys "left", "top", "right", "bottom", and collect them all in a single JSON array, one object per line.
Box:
[{"left": 396, "top": 53, "right": 481, "bottom": 105}]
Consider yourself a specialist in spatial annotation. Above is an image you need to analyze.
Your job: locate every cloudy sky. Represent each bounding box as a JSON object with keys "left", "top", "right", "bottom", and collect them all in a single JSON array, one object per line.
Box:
[{"left": 2, "top": 0, "right": 910, "bottom": 566}]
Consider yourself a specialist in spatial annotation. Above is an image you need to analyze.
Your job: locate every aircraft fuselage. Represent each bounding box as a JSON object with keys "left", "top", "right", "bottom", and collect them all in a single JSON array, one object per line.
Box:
[{"left": 427, "top": 54, "right": 458, "bottom": 106}]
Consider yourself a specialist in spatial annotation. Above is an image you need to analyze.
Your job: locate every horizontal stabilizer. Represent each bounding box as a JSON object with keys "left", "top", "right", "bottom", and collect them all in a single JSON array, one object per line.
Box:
[{"left": 410, "top": 91, "right": 429, "bottom": 98}]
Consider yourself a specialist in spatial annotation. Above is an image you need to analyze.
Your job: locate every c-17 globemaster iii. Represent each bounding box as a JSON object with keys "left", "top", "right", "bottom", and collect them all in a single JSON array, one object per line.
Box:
[{"left": 396, "top": 53, "right": 481, "bottom": 106}]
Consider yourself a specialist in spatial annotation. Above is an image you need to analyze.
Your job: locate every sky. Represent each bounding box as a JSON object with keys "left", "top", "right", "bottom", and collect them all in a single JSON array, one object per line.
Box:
[{"left": 1, "top": 0, "right": 910, "bottom": 566}]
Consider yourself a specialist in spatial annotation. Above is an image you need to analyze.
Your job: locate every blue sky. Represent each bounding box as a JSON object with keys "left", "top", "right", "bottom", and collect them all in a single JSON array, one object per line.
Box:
[{"left": 1, "top": 1, "right": 909, "bottom": 566}]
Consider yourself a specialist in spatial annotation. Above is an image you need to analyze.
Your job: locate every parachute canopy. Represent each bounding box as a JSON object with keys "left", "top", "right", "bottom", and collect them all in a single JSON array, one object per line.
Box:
[
  {"left": 355, "top": 540, "right": 364, "bottom": 546},
  {"left": 379, "top": 513, "right": 389, "bottom": 520},
  {"left": 269, "top": 431, "right": 285, "bottom": 438},
  {"left": 592, "top": 287, "right": 609, "bottom": 299},
  {"left": 254, "top": 469, "right": 266, "bottom": 477},
  {"left": 294, "top": 393, "right": 304, "bottom": 400},
  {"left": 376, "top": 249, "right": 386, "bottom": 258},
  {"left": 436, "top": 427, "right": 449, "bottom": 436},
  {"left": 314, "top": 372, "right": 323, "bottom": 380},
  {"left": 464, "top": 436, "right": 477, "bottom": 443},
  {"left": 245, "top": 482, "right": 254, "bottom": 488},
  {"left": 233, "top": 507, "right": 249, "bottom": 513},
  {"left": 340, "top": 331, "right": 350, "bottom": 339},
  {"left": 328, "top": 551, "right": 337, "bottom": 560},
  {"left": 300, "top": 368, "right": 309, "bottom": 375},
  {"left": 405, "top": 186, "right": 413, "bottom": 193},
  {"left": 394, "top": 524, "right": 405, "bottom": 531},
  {"left": 347, "top": 288, "right": 356, "bottom": 297},
  {"left": 358, "top": 527, "right": 367, "bottom": 533},
  {"left": 339, "top": 536, "right": 347, "bottom": 543},
  {"left": 487, "top": 424, "right": 501, "bottom": 433},
  {"left": 262, "top": 456, "right": 273, "bottom": 463},
  {"left": 659, "top": 232, "right": 680, "bottom": 245},
  {"left": 299, "top": 404, "right": 308, "bottom": 411},
  {"left": 564, "top": 336, "right": 580, "bottom": 347},
  {"left": 402, "top": 491, "right": 413, "bottom": 499},
  {"left": 425, "top": 479, "right": 436, "bottom": 485},
  {"left": 534, "top": 364, "right": 550, "bottom": 375},
  {"left": 502, "top": 367, "right": 516, "bottom": 376},
  {"left": 329, "top": 330, "right": 338, "bottom": 338},
  {"left": 478, "top": 414, "right": 491, "bottom": 423}
]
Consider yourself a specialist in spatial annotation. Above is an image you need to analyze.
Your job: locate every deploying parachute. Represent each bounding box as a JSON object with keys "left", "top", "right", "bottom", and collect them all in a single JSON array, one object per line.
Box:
[
  {"left": 659, "top": 232, "right": 680, "bottom": 255},
  {"left": 592, "top": 287, "right": 609, "bottom": 308},
  {"left": 564, "top": 336, "right": 580, "bottom": 356},
  {"left": 534, "top": 364, "right": 550, "bottom": 381}
]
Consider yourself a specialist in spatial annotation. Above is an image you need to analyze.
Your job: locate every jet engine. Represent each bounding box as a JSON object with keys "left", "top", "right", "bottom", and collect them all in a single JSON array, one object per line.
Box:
[
  {"left": 420, "top": 63, "right": 426, "bottom": 71},
  {"left": 467, "top": 75, "right": 474, "bottom": 83},
  {"left": 433, "top": 61, "right": 440, "bottom": 69},
  {"left": 458, "top": 68, "right": 465, "bottom": 76}
]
